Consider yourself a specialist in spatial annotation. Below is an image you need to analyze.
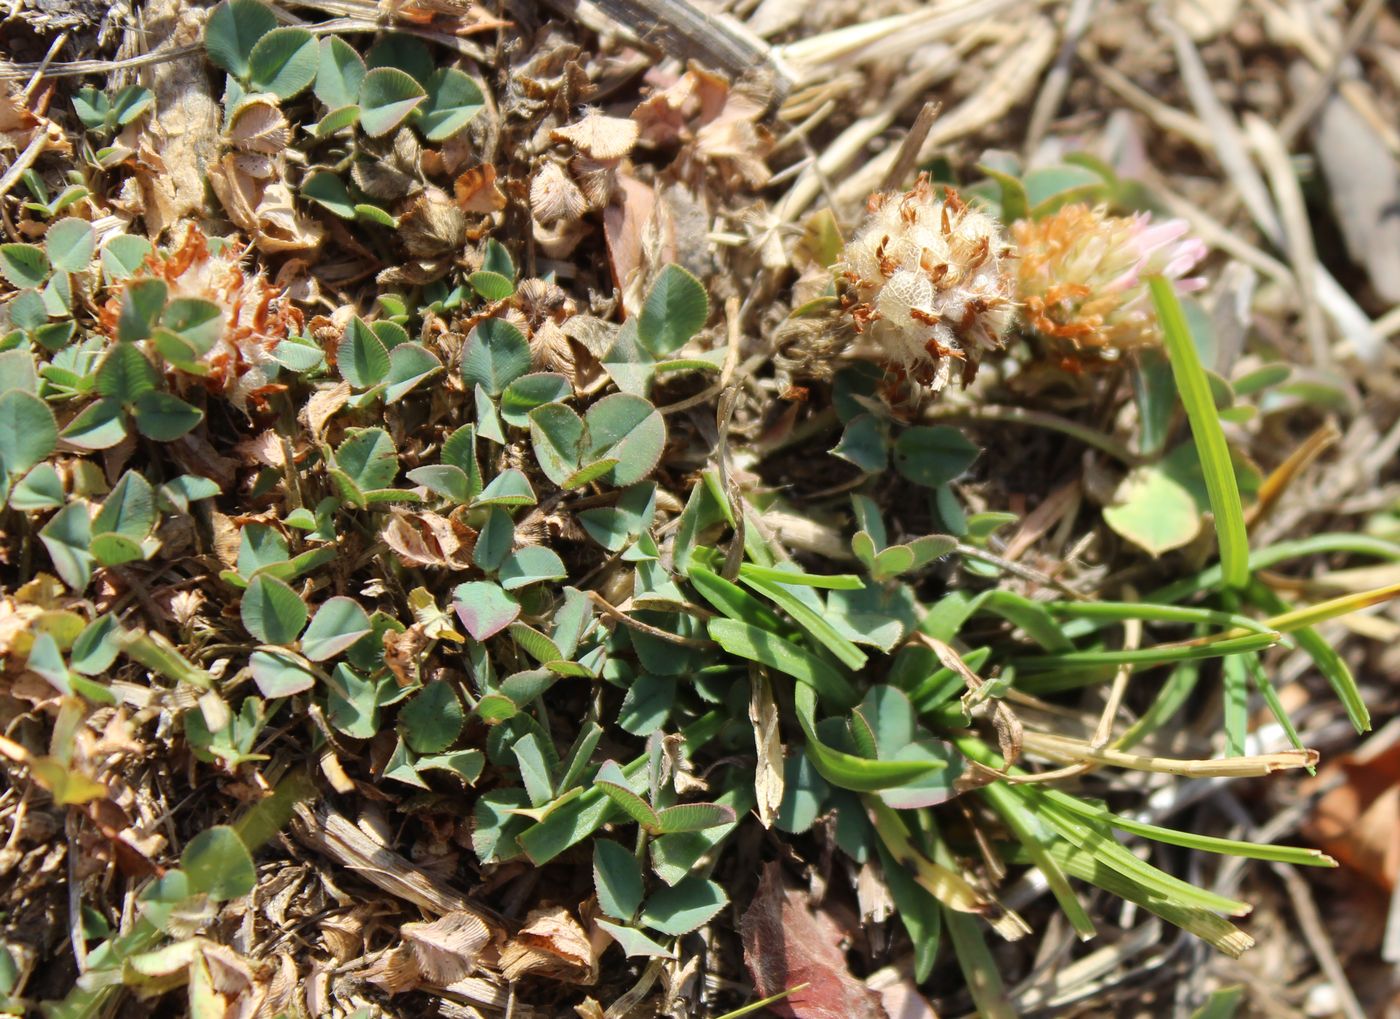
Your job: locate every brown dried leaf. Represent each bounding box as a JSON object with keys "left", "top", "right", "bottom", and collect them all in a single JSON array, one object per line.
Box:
[
  {"left": 749, "top": 670, "right": 784, "bottom": 827},
  {"left": 552, "top": 113, "right": 638, "bottom": 160},
  {"left": 225, "top": 98, "right": 290, "bottom": 154},
  {"left": 302, "top": 382, "right": 352, "bottom": 441},
  {"left": 499, "top": 906, "right": 598, "bottom": 984},
  {"left": 530, "top": 161, "right": 588, "bottom": 226},
  {"left": 403, "top": 910, "right": 493, "bottom": 985},
  {"left": 741, "top": 863, "right": 889, "bottom": 1019},
  {"left": 454, "top": 164, "right": 507, "bottom": 214},
  {"left": 400, "top": 187, "right": 468, "bottom": 258}
]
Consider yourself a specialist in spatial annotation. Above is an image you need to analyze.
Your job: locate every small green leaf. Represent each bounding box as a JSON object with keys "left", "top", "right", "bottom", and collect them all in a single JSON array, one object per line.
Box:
[
  {"left": 894, "top": 425, "right": 979, "bottom": 488},
  {"left": 366, "top": 32, "right": 433, "bottom": 83},
  {"left": 111, "top": 85, "right": 154, "bottom": 126},
  {"left": 335, "top": 427, "right": 398, "bottom": 490},
  {"left": 101, "top": 235, "right": 153, "bottom": 281},
  {"left": 242, "top": 574, "right": 308, "bottom": 645},
  {"left": 117, "top": 278, "right": 168, "bottom": 343},
  {"left": 595, "top": 919, "right": 671, "bottom": 958},
  {"left": 640, "top": 876, "right": 727, "bottom": 936},
  {"left": 39, "top": 501, "right": 93, "bottom": 590},
  {"left": 95, "top": 341, "right": 157, "bottom": 404},
  {"left": 93, "top": 470, "right": 156, "bottom": 538},
  {"left": 301, "top": 597, "right": 372, "bottom": 661},
  {"left": 474, "top": 468, "right": 535, "bottom": 507},
  {"left": 468, "top": 270, "right": 514, "bottom": 302},
  {"left": 656, "top": 802, "right": 737, "bottom": 834},
  {"left": 132, "top": 391, "right": 204, "bottom": 441},
  {"left": 1103, "top": 464, "right": 1201, "bottom": 556},
  {"left": 499, "top": 545, "right": 567, "bottom": 591},
  {"left": 358, "top": 66, "right": 427, "bottom": 138},
  {"left": 162, "top": 298, "right": 224, "bottom": 355},
  {"left": 302, "top": 171, "right": 356, "bottom": 219},
  {"left": 182, "top": 826, "right": 256, "bottom": 901},
  {"left": 453, "top": 580, "right": 520, "bottom": 641},
  {"left": 0, "top": 389, "right": 57, "bottom": 476},
  {"left": 637, "top": 264, "right": 708, "bottom": 356},
  {"left": 595, "top": 759, "right": 660, "bottom": 830},
  {"left": 384, "top": 342, "right": 442, "bottom": 403},
  {"left": 315, "top": 37, "right": 366, "bottom": 109},
  {"left": 0, "top": 244, "right": 49, "bottom": 288},
  {"left": 502, "top": 373, "right": 570, "bottom": 428},
  {"left": 400, "top": 681, "right": 464, "bottom": 753},
  {"left": 60, "top": 398, "right": 127, "bottom": 450},
  {"left": 420, "top": 67, "right": 485, "bottom": 142},
  {"left": 594, "top": 839, "right": 644, "bottom": 920},
  {"left": 204, "top": 0, "right": 278, "bottom": 77},
  {"left": 528, "top": 402, "right": 585, "bottom": 486},
  {"left": 9, "top": 462, "right": 64, "bottom": 510},
  {"left": 584, "top": 393, "right": 666, "bottom": 487},
  {"left": 337, "top": 316, "right": 391, "bottom": 389},
  {"left": 44, "top": 218, "right": 96, "bottom": 273},
  {"left": 461, "top": 317, "right": 531, "bottom": 396}
]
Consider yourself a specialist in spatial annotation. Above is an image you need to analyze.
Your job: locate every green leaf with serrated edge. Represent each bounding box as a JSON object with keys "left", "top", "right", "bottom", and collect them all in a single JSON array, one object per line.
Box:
[
  {"left": 39, "top": 501, "right": 93, "bottom": 589},
  {"left": 10, "top": 462, "right": 64, "bottom": 510},
  {"left": 894, "top": 425, "right": 980, "bottom": 488},
  {"left": 315, "top": 105, "right": 360, "bottom": 137},
  {"left": 594, "top": 839, "right": 644, "bottom": 920},
  {"left": 71, "top": 614, "right": 122, "bottom": 676},
  {"left": 474, "top": 468, "right": 535, "bottom": 507},
  {"left": 509, "top": 622, "right": 561, "bottom": 665},
  {"left": 513, "top": 733, "right": 555, "bottom": 806},
  {"left": 655, "top": 802, "right": 736, "bottom": 834},
  {"left": 462, "top": 317, "right": 531, "bottom": 395},
  {"left": 499, "top": 545, "right": 566, "bottom": 591},
  {"left": 93, "top": 470, "right": 155, "bottom": 538},
  {"left": 132, "top": 392, "right": 203, "bottom": 441},
  {"left": 420, "top": 66, "right": 484, "bottom": 141},
  {"left": 528, "top": 402, "right": 584, "bottom": 485},
  {"left": 0, "top": 389, "right": 57, "bottom": 476},
  {"left": 241, "top": 574, "right": 307, "bottom": 645},
  {"left": 584, "top": 393, "right": 666, "bottom": 486},
  {"left": 640, "top": 877, "right": 727, "bottom": 936},
  {"left": 204, "top": 0, "right": 278, "bottom": 76},
  {"left": 315, "top": 36, "right": 365, "bottom": 108},
  {"left": 595, "top": 919, "right": 671, "bottom": 958},
  {"left": 637, "top": 264, "right": 709, "bottom": 357},
  {"left": 468, "top": 270, "right": 514, "bottom": 302},
  {"left": 301, "top": 597, "right": 372, "bottom": 661},
  {"left": 302, "top": 171, "right": 356, "bottom": 219},
  {"left": 407, "top": 464, "right": 471, "bottom": 502},
  {"left": 100, "top": 234, "right": 152, "bottom": 281},
  {"left": 453, "top": 580, "right": 519, "bottom": 641},
  {"left": 60, "top": 397, "right": 127, "bottom": 450},
  {"left": 337, "top": 316, "right": 390, "bottom": 389},
  {"left": 502, "top": 373, "right": 569, "bottom": 427},
  {"left": 358, "top": 66, "right": 426, "bottom": 137},
  {"left": 247, "top": 27, "right": 317, "bottom": 98},
  {"left": 0, "top": 244, "right": 48, "bottom": 288},
  {"left": 182, "top": 826, "right": 256, "bottom": 901},
  {"left": 95, "top": 342, "right": 157, "bottom": 404},
  {"left": 249, "top": 649, "right": 316, "bottom": 697},
  {"left": 594, "top": 759, "right": 660, "bottom": 830},
  {"left": 45, "top": 218, "right": 95, "bottom": 272},
  {"left": 117, "top": 278, "right": 168, "bottom": 343},
  {"left": 400, "top": 681, "right": 464, "bottom": 754},
  {"left": 335, "top": 427, "right": 397, "bottom": 489},
  {"left": 384, "top": 342, "right": 442, "bottom": 403},
  {"left": 162, "top": 298, "right": 223, "bottom": 355}
]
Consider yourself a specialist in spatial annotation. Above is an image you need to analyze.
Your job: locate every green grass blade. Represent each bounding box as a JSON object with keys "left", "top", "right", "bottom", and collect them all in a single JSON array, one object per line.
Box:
[
  {"left": 708, "top": 617, "right": 859, "bottom": 709},
  {"left": 1011, "top": 631, "right": 1277, "bottom": 671},
  {"left": 737, "top": 562, "right": 864, "bottom": 590},
  {"left": 1149, "top": 275, "right": 1249, "bottom": 589},
  {"left": 1247, "top": 580, "right": 1370, "bottom": 733},
  {"left": 739, "top": 573, "right": 868, "bottom": 670},
  {"left": 980, "top": 781, "right": 1096, "bottom": 939}
]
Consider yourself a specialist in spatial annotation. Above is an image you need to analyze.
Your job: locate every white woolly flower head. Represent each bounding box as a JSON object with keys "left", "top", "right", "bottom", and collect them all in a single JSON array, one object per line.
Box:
[{"left": 836, "top": 177, "right": 1015, "bottom": 392}]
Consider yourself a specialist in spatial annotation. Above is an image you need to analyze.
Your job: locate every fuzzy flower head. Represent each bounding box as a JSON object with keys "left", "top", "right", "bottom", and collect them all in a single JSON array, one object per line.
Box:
[
  {"left": 1013, "top": 204, "right": 1206, "bottom": 365},
  {"left": 837, "top": 177, "right": 1016, "bottom": 392},
  {"left": 101, "top": 224, "right": 302, "bottom": 409}
]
